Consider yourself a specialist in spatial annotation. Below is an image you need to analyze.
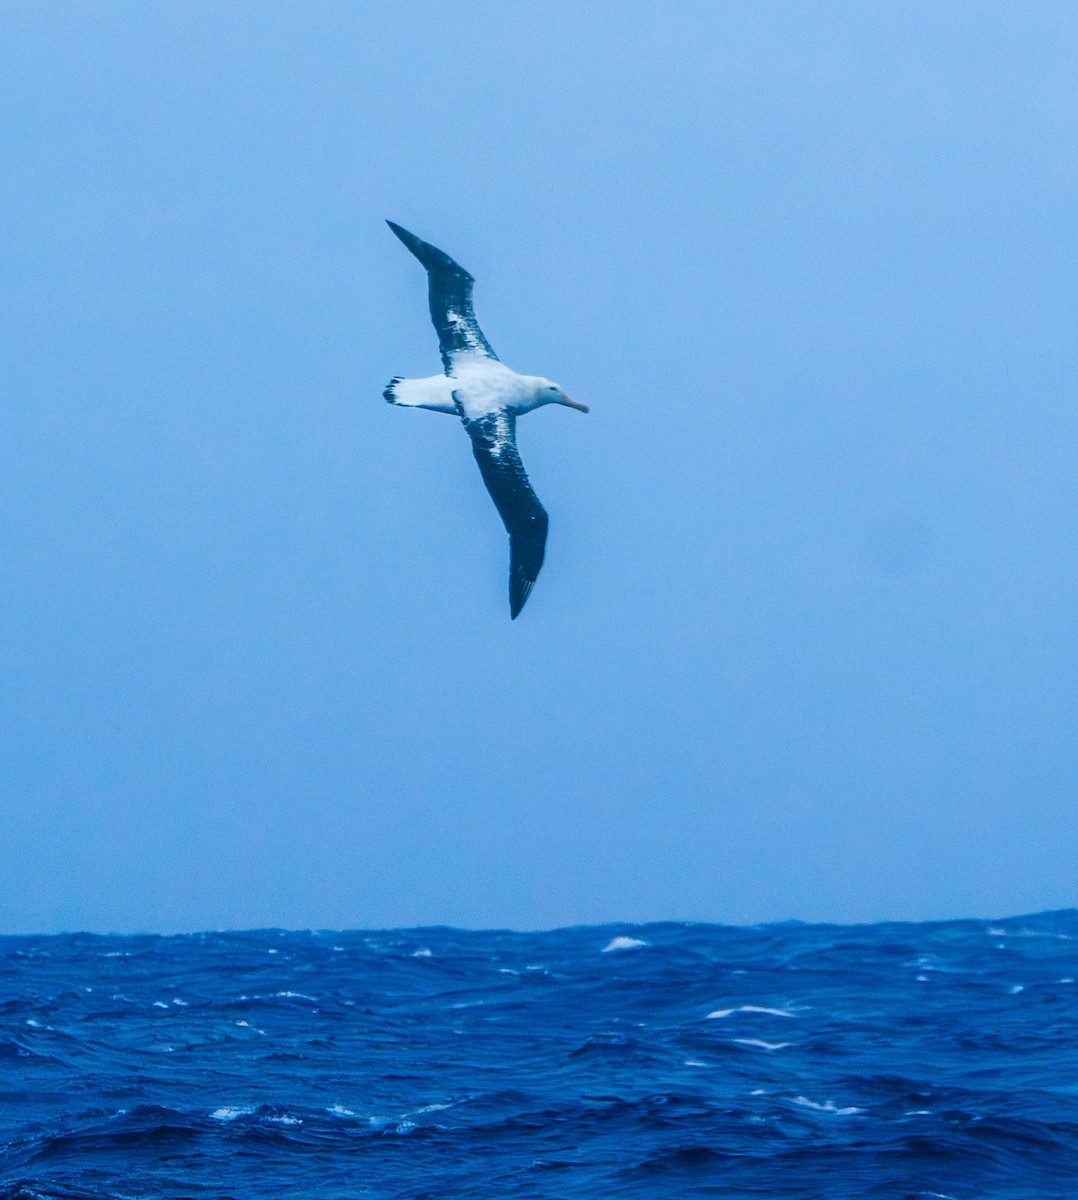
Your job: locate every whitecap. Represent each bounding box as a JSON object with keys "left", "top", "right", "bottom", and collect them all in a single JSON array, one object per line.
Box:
[
  {"left": 25, "top": 1018, "right": 42, "bottom": 1028},
  {"left": 266, "top": 1114, "right": 301, "bottom": 1126},
  {"left": 1008, "top": 984, "right": 1024, "bottom": 994},
  {"left": 790, "top": 1095, "right": 862, "bottom": 1115},
  {"left": 684, "top": 1059, "right": 708, "bottom": 1067},
  {"left": 707, "top": 1005, "right": 793, "bottom": 1019},
  {"left": 327, "top": 1104, "right": 357, "bottom": 1117},
  {"left": 172, "top": 998, "right": 188, "bottom": 1007},
  {"left": 210, "top": 1106, "right": 252, "bottom": 1121},
  {"left": 1059, "top": 977, "right": 1075, "bottom": 984},
  {"left": 275, "top": 991, "right": 316, "bottom": 1001},
  {"left": 733, "top": 1038, "right": 790, "bottom": 1051},
  {"left": 412, "top": 948, "right": 432, "bottom": 958},
  {"left": 912, "top": 955, "right": 963, "bottom": 974},
  {"left": 152, "top": 1001, "right": 169, "bottom": 1009},
  {"left": 601, "top": 936, "right": 648, "bottom": 953}
]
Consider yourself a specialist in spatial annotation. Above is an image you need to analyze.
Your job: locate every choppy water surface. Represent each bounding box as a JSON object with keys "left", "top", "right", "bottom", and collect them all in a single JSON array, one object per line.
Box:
[{"left": 2, "top": 913, "right": 1077, "bottom": 1199}]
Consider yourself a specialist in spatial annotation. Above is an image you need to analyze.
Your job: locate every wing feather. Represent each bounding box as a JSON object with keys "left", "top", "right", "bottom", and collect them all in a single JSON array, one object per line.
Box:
[
  {"left": 386, "top": 221, "right": 498, "bottom": 371},
  {"left": 464, "top": 412, "right": 548, "bottom": 619}
]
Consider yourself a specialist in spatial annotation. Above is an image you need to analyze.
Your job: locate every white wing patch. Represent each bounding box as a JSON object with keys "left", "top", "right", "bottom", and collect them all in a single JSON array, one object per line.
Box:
[{"left": 443, "top": 310, "right": 489, "bottom": 361}]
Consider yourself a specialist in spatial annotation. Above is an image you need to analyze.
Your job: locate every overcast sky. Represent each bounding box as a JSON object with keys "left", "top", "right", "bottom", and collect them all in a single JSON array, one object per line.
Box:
[{"left": 2, "top": 2, "right": 1076, "bottom": 933}]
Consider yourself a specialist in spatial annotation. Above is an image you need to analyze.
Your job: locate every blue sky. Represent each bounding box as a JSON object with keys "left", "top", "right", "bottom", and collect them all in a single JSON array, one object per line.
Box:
[{"left": 1, "top": 3, "right": 1076, "bottom": 932}]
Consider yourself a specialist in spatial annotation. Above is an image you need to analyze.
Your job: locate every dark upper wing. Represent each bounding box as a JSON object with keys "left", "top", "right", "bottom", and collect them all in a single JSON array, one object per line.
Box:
[
  {"left": 464, "top": 411, "right": 548, "bottom": 620},
  {"left": 386, "top": 221, "right": 498, "bottom": 371}
]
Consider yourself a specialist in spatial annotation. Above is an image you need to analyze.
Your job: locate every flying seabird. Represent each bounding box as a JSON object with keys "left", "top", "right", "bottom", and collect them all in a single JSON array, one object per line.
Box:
[{"left": 384, "top": 220, "right": 588, "bottom": 619}]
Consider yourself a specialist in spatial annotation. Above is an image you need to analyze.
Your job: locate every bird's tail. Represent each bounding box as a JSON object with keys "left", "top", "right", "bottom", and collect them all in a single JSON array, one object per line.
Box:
[{"left": 383, "top": 374, "right": 459, "bottom": 414}]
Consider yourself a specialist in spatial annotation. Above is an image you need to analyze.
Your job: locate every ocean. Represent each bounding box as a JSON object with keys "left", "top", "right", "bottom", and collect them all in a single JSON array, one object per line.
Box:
[{"left": 2, "top": 912, "right": 1077, "bottom": 1199}]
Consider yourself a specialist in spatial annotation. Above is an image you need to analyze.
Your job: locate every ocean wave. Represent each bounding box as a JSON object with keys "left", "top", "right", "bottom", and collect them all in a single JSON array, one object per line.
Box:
[{"left": 2, "top": 913, "right": 1078, "bottom": 1197}]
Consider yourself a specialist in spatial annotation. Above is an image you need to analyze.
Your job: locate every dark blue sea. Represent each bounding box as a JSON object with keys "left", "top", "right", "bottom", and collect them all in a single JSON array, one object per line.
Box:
[{"left": 2, "top": 913, "right": 1078, "bottom": 1200}]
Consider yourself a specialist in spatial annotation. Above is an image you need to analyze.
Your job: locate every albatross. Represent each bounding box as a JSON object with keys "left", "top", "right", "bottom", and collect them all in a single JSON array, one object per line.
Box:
[{"left": 384, "top": 221, "right": 587, "bottom": 619}]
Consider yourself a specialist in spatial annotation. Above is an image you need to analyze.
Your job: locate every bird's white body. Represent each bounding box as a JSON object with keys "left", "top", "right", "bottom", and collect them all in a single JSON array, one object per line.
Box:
[
  {"left": 454, "top": 361, "right": 537, "bottom": 420},
  {"left": 387, "top": 361, "right": 567, "bottom": 421}
]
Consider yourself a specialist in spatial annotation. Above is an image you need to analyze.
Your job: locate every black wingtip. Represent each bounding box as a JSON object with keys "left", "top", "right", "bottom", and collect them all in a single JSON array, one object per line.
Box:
[
  {"left": 509, "top": 577, "right": 536, "bottom": 620},
  {"left": 385, "top": 219, "right": 415, "bottom": 250},
  {"left": 385, "top": 220, "right": 473, "bottom": 281}
]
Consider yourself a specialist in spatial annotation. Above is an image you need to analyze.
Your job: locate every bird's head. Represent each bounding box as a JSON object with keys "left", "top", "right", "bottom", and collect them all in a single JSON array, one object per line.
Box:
[{"left": 531, "top": 377, "right": 589, "bottom": 414}]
